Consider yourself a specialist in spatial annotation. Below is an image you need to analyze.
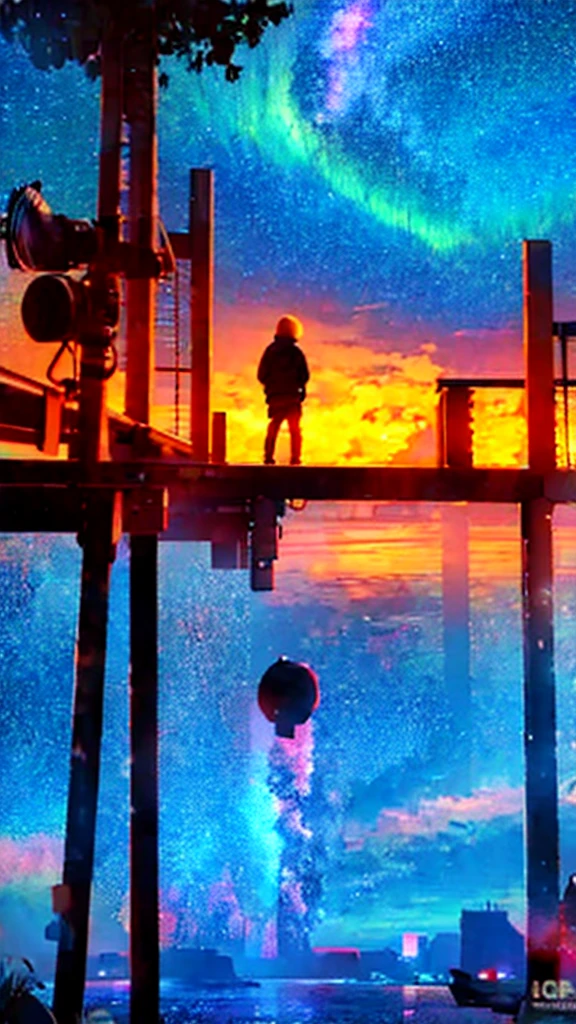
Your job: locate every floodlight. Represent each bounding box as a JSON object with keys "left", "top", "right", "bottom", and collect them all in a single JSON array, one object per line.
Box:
[
  {"left": 21, "top": 274, "right": 86, "bottom": 343},
  {"left": 3, "top": 182, "right": 98, "bottom": 272}
]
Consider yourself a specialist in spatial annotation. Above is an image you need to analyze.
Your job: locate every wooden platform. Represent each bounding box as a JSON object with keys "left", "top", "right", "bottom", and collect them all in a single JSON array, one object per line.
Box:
[{"left": 0, "top": 461, "right": 570, "bottom": 539}]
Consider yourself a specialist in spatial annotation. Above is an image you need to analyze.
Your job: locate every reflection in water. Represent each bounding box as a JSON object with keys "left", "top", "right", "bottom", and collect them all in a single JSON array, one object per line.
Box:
[{"left": 78, "top": 981, "right": 511, "bottom": 1024}]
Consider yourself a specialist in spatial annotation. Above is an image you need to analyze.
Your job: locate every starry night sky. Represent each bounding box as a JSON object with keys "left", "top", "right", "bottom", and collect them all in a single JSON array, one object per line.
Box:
[{"left": 1, "top": 0, "right": 576, "bottom": 971}]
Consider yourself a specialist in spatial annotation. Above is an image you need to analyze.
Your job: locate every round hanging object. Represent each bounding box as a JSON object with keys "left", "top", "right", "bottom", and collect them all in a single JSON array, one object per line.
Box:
[{"left": 258, "top": 657, "right": 319, "bottom": 738}]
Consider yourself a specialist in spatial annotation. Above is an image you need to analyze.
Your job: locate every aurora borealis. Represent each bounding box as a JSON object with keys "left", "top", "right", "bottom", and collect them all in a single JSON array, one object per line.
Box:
[{"left": 2, "top": 0, "right": 576, "bottom": 978}]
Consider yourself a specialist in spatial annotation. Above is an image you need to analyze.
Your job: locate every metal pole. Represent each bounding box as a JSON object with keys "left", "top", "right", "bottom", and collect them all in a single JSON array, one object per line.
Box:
[
  {"left": 521, "top": 498, "right": 559, "bottom": 990},
  {"left": 129, "top": 534, "right": 160, "bottom": 1024},
  {"left": 522, "top": 239, "right": 559, "bottom": 992},
  {"left": 190, "top": 168, "right": 213, "bottom": 460},
  {"left": 124, "top": 2, "right": 157, "bottom": 424},
  {"left": 53, "top": 26, "right": 123, "bottom": 1023}
]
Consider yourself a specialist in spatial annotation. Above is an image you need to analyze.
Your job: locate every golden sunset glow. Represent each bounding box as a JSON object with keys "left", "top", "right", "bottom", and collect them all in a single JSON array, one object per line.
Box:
[
  {"left": 3, "top": 296, "right": 576, "bottom": 474},
  {"left": 151, "top": 305, "right": 445, "bottom": 466}
]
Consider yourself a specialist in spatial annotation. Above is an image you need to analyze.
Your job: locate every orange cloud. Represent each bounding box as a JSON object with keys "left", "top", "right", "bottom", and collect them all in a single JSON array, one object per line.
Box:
[
  {"left": 151, "top": 302, "right": 445, "bottom": 465},
  {"left": 0, "top": 282, "right": 563, "bottom": 473}
]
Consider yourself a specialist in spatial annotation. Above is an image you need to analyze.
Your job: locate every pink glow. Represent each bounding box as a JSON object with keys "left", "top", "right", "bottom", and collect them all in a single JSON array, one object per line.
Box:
[
  {"left": 0, "top": 834, "right": 62, "bottom": 886},
  {"left": 322, "top": 1, "right": 373, "bottom": 114},
  {"left": 280, "top": 872, "right": 308, "bottom": 917},
  {"left": 276, "top": 718, "right": 314, "bottom": 796},
  {"left": 402, "top": 932, "right": 420, "bottom": 957},
  {"left": 262, "top": 916, "right": 278, "bottom": 958},
  {"left": 208, "top": 868, "right": 246, "bottom": 940},
  {"left": 159, "top": 908, "right": 178, "bottom": 949},
  {"left": 328, "top": 2, "right": 372, "bottom": 54}
]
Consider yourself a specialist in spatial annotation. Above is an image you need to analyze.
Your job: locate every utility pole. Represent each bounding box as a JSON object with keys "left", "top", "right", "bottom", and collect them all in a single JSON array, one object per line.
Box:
[
  {"left": 123, "top": 5, "right": 161, "bottom": 1022},
  {"left": 53, "top": 25, "right": 123, "bottom": 1024}
]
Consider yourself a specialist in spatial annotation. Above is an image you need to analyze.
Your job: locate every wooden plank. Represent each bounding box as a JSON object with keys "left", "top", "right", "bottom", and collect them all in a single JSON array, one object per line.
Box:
[
  {"left": 0, "top": 463, "right": 552, "bottom": 503},
  {"left": 41, "top": 391, "right": 64, "bottom": 455},
  {"left": 167, "top": 231, "right": 190, "bottom": 261},
  {"left": 0, "top": 383, "right": 45, "bottom": 430}
]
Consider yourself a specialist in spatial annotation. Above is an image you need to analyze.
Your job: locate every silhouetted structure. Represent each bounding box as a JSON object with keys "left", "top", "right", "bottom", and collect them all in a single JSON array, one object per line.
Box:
[{"left": 460, "top": 907, "right": 525, "bottom": 979}]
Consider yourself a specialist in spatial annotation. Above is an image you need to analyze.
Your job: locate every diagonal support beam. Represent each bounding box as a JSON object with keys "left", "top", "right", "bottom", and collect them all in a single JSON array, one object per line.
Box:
[{"left": 52, "top": 491, "right": 121, "bottom": 1024}]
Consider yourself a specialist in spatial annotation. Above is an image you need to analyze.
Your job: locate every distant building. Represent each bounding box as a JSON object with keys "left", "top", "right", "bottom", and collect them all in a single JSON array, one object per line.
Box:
[
  {"left": 311, "top": 947, "right": 361, "bottom": 979},
  {"left": 402, "top": 933, "right": 429, "bottom": 974},
  {"left": 86, "top": 952, "right": 128, "bottom": 980},
  {"left": 360, "top": 948, "right": 412, "bottom": 982},
  {"left": 460, "top": 907, "right": 524, "bottom": 979},
  {"left": 428, "top": 933, "right": 460, "bottom": 980}
]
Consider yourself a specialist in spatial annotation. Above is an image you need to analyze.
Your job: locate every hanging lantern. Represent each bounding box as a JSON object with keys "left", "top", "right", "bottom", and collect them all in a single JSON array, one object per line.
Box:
[{"left": 258, "top": 657, "right": 319, "bottom": 738}]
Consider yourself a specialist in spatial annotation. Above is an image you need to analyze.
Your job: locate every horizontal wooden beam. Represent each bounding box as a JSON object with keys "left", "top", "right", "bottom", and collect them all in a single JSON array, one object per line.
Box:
[
  {"left": 0, "top": 485, "right": 167, "bottom": 534},
  {"left": 0, "top": 462, "right": 558, "bottom": 504},
  {"left": 5, "top": 464, "right": 576, "bottom": 535},
  {"left": 437, "top": 377, "right": 576, "bottom": 390}
]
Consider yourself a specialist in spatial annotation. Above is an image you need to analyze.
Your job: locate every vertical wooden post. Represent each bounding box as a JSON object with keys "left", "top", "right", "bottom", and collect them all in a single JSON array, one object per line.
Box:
[
  {"left": 436, "top": 389, "right": 447, "bottom": 467},
  {"left": 53, "top": 494, "right": 121, "bottom": 1024},
  {"left": 53, "top": 27, "right": 123, "bottom": 1024},
  {"left": 437, "top": 386, "right": 473, "bottom": 792},
  {"left": 524, "top": 240, "right": 555, "bottom": 472},
  {"left": 250, "top": 497, "right": 278, "bottom": 591},
  {"left": 190, "top": 168, "right": 213, "bottom": 460},
  {"left": 124, "top": 2, "right": 157, "bottom": 424},
  {"left": 522, "top": 240, "right": 559, "bottom": 991},
  {"left": 521, "top": 499, "right": 559, "bottom": 989},
  {"left": 441, "top": 504, "right": 471, "bottom": 794},
  {"left": 123, "top": 7, "right": 161, "bottom": 1024},
  {"left": 129, "top": 535, "right": 160, "bottom": 1024},
  {"left": 72, "top": 13, "right": 124, "bottom": 466},
  {"left": 212, "top": 410, "right": 227, "bottom": 464}
]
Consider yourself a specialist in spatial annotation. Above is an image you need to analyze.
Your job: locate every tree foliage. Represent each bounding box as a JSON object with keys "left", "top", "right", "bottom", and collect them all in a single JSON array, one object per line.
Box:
[{"left": 0, "top": 0, "right": 293, "bottom": 82}]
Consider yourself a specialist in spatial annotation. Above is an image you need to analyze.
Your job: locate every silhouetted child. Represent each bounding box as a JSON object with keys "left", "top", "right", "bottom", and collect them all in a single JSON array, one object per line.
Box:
[{"left": 257, "top": 315, "right": 309, "bottom": 465}]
